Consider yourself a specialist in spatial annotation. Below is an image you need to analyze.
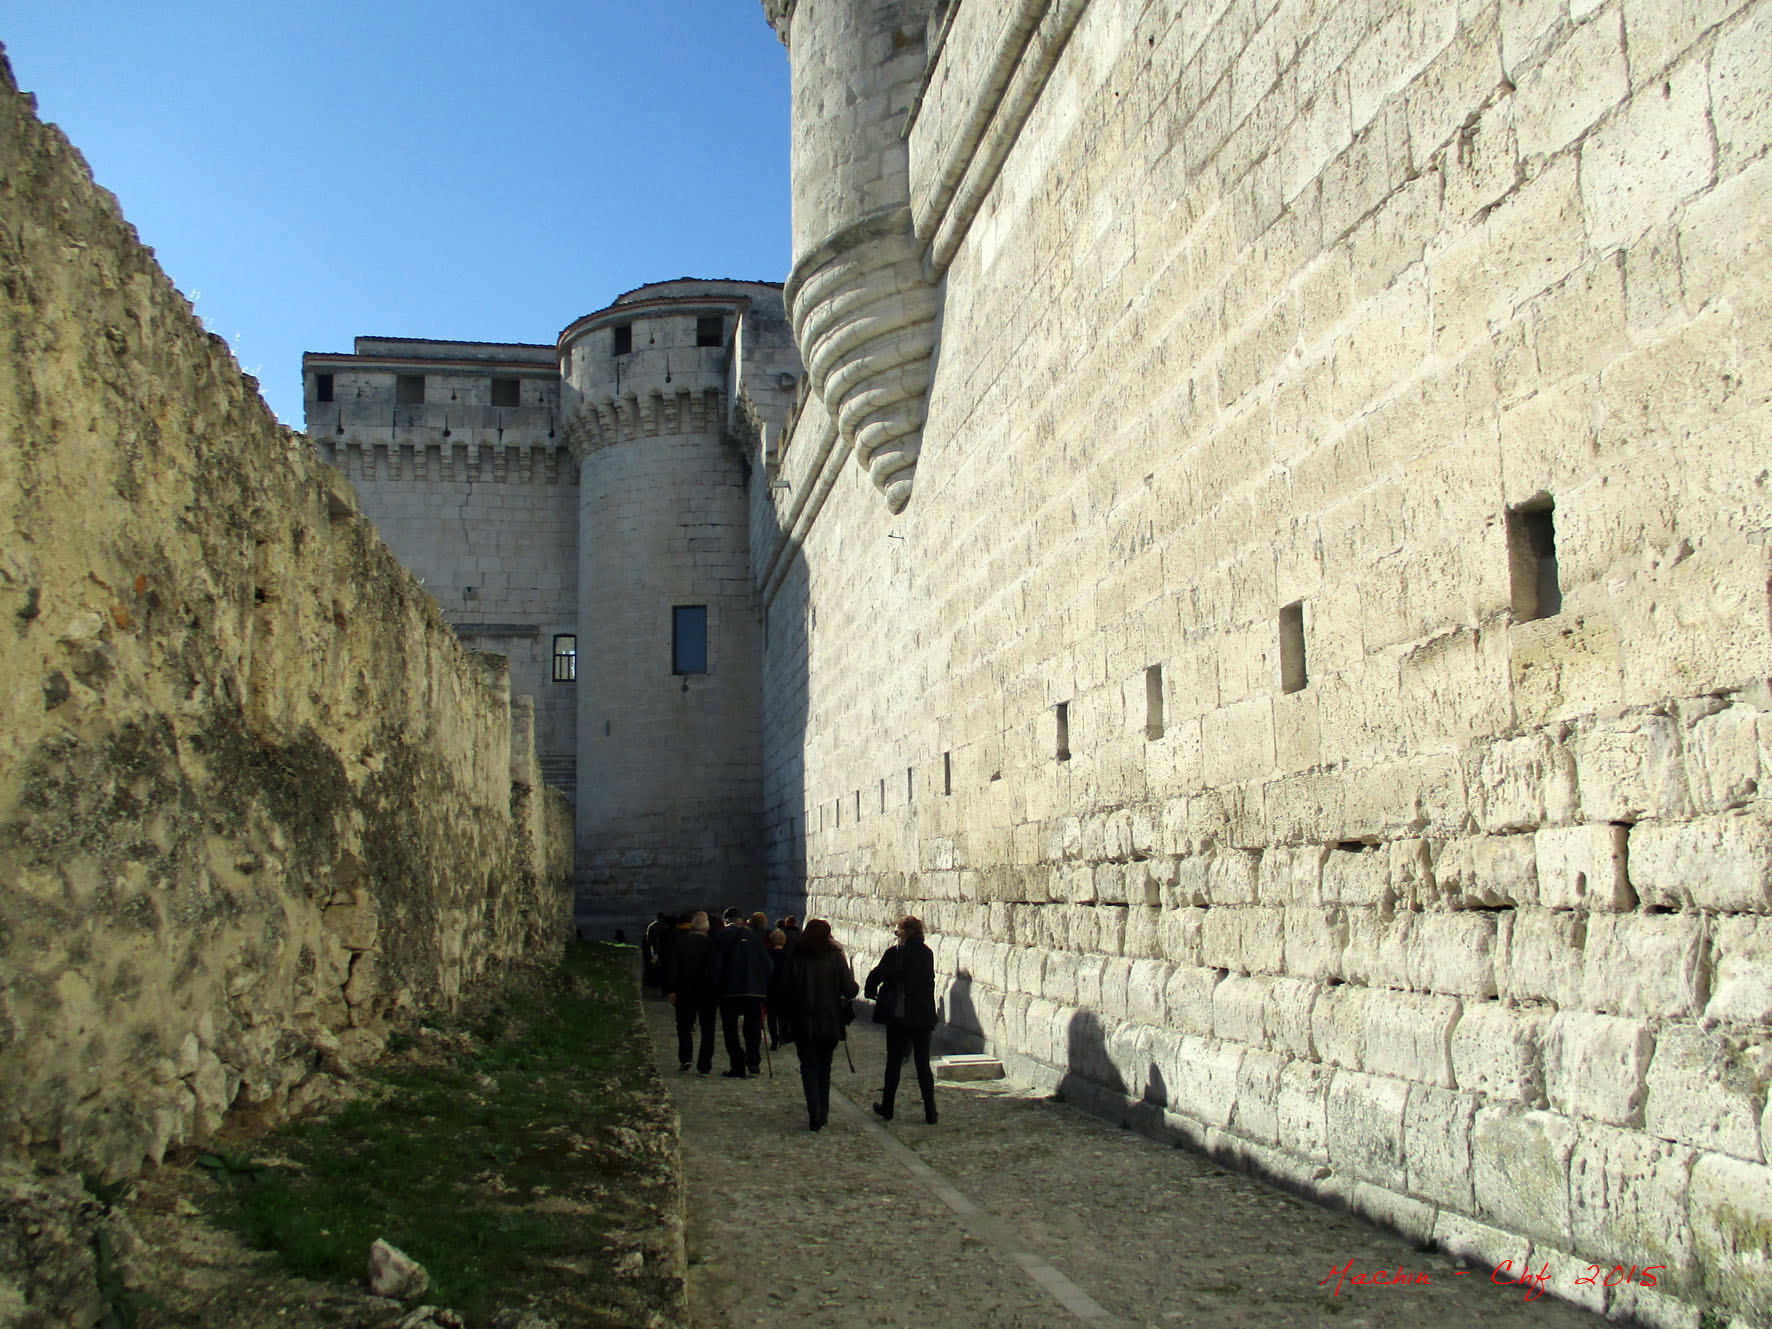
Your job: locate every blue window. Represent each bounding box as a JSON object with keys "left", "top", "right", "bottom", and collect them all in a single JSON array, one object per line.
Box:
[{"left": 672, "top": 605, "right": 707, "bottom": 675}]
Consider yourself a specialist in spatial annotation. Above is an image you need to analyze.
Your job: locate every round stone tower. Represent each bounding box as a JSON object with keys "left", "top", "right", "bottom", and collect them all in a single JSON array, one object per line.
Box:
[
  {"left": 559, "top": 279, "right": 795, "bottom": 935},
  {"left": 768, "top": 0, "right": 941, "bottom": 513}
]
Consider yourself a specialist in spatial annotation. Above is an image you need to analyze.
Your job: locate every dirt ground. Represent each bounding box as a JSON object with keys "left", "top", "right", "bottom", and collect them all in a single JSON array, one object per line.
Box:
[{"left": 651, "top": 997, "right": 1610, "bottom": 1329}]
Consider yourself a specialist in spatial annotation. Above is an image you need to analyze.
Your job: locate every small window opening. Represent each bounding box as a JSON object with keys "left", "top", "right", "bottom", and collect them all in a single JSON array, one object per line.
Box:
[
  {"left": 696, "top": 316, "right": 723, "bottom": 348},
  {"left": 943, "top": 752, "right": 952, "bottom": 796},
  {"left": 672, "top": 605, "right": 708, "bottom": 675},
  {"left": 907, "top": 766, "right": 914, "bottom": 803},
  {"left": 879, "top": 779, "right": 885, "bottom": 813},
  {"left": 835, "top": 797, "right": 841, "bottom": 828},
  {"left": 396, "top": 374, "right": 425, "bottom": 405},
  {"left": 1507, "top": 499, "right": 1562, "bottom": 621},
  {"left": 613, "top": 323, "right": 633, "bottom": 356},
  {"left": 1280, "top": 601, "right": 1307, "bottom": 694},
  {"left": 1145, "top": 665, "right": 1165, "bottom": 739},
  {"left": 1056, "top": 702, "right": 1071, "bottom": 762},
  {"left": 552, "top": 634, "right": 577, "bottom": 682},
  {"left": 315, "top": 373, "right": 334, "bottom": 403},
  {"left": 491, "top": 377, "right": 520, "bottom": 408},
  {"left": 855, "top": 790, "right": 861, "bottom": 821}
]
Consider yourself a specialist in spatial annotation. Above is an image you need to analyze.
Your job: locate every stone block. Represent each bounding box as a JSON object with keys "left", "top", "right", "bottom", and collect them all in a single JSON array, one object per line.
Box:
[
  {"left": 1256, "top": 843, "right": 1328, "bottom": 905},
  {"left": 1322, "top": 845, "right": 1390, "bottom": 906},
  {"left": 1265, "top": 977, "right": 1318, "bottom": 1059},
  {"left": 1710, "top": 915, "right": 1772, "bottom": 1026},
  {"left": 1099, "top": 957, "right": 1133, "bottom": 1018},
  {"left": 1689, "top": 1153, "right": 1772, "bottom": 1322},
  {"left": 1123, "top": 905, "right": 1160, "bottom": 960},
  {"left": 1546, "top": 1011, "right": 1654, "bottom": 1127},
  {"left": 1466, "top": 731, "right": 1580, "bottom": 833},
  {"left": 1364, "top": 990, "right": 1460, "bottom": 1087},
  {"left": 1514, "top": 5, "right": 1629, "bottom": 160},
  {"left": 1630, "top": 813, "right": 1772, "bottom": 912},
  {"left": 1404, "top": 1084, "right": 1476, "bottom": 1211},
  {"left": 1680, "top": 153, "right": 1772, "bottom": 314},
  {"left": 1341, "top": 909, "right": 1414, "bottom": 990},
  {"left": 1281, "top": 905, "right": 1346, "bottom": 981},
  {"left": 1535, "top": 823, "right": 1633, "bottom": 911},
  {"left": 1157, "top": 907, "right": 1206, "bottom": 966},
  {"left": 1164, "top": 965, "right": 1221, "bottom": 1037},
  {"left": 1579, "top": 913, "right": 1707, "bottom": 1018},
  {"left": 1573, "top": 712, "right": 1692, "bottom": 823},
  {"left": 1409, "top": 912, "right": 1500, "bottom": 997},
  {"left": 1712, "top": 1, "right": 1772, "bottom": 176},
  {"left": 1683, "top": 701, "right": 1764, "bottom": 814},
  {"left": 1580, "top": 58, "right": 1715, "bottom": 255},
  {"left": 1327, "top": 1069, "right": 1410, "bottom": 1192},
  {"left": 1311, "top": 983, "right": 1368, "bottom": 1070},
  {"left": 1276, "top": 1060, "right": 1333, "bottom": 1160},
  {"left": 1199, "top": 906, "right": 1285, "bottom": 974},
  {"left": 1645, "top": 1024, "right": 1772, "bottom": 1163},
  {"left": 1430, "top": 1211, "right": 1531, "bottom": 1283},
  {"left": 1472, "top": 1106, "right": 1577, "bottom": 1244},
  {"left": 321, "top": 902, "right": 379, "bottom": 952},
  {"left": 1498, "top": 908, "right": 1585, "bottom": 1006},
  {"left": 1126, "top": 959, "right": 1170, "bottom": 1028},
  {"left": 1453, "top": 1000, "right": 1547, "bottom": 1103},
  {"left": 1206, "top": 849, "right": 1261, "bottom": 904},
  {"left": 1041, "top": 950, "right": 1079, "bottom": 1006},
  {"left": 1231, "top": 1049, "right": 1284, "bottom": 1147},
  {"left": 1162, "top": 1034, "right": 1244, "bottom": 1129},
  {"left": 1212, "top": 973, "right": 1271, "bottom": 1047}
]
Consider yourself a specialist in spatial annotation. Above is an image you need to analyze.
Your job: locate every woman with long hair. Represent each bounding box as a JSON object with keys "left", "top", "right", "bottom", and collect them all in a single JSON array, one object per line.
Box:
[
  {"left": 783, "top": 918, "right": 857, "bottom": 1131},
  {"left": 865, "top": 915, "right": 939, "bottom": 1124}
]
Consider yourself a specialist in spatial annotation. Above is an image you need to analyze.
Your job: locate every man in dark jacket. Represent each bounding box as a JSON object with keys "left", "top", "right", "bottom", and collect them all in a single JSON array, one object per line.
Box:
[
  {"left": 865, "top": 915, "right": 940, "bottom": 1123},
  {"left": 664, "top": 911, "right": 717, "bottom": 1075},
  {"left": 715, "top": 912, "right": 774, "bottom": 1077}
]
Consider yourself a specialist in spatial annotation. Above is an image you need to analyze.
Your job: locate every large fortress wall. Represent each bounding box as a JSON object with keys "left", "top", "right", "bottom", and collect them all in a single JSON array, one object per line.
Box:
[
  {"left": 324, "top": 438, "right": 580, "bottom": 787},
  {"left": 763, "top": 0, "right": 1772, "bottom": 1322},
  {"left": 0, "top": 55, "right": 573, "bottom": 1177}
]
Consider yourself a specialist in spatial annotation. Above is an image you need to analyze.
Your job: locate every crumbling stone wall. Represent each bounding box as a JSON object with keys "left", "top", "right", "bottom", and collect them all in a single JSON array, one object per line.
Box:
[
  {"left": 760, "top": 1, "right": 1772, "bottom": 1324},
  {"left": 0, "top": 51, "right": 574, "bottom": 1180}
]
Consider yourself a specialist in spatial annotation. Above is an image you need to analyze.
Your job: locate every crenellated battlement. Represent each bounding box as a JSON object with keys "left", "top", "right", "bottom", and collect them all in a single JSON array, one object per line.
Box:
[{"left": 318, "top": 437, "right": 575, "bottom": 485}]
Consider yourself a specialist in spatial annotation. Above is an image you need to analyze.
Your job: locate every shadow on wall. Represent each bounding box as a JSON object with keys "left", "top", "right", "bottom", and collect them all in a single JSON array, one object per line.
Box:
[
  {"left": 1056, "top": 1009, "right": 1170, "bottom": 1135},
  {"left": 936, "top": 970, "right": 983, "bottom": 1054}
]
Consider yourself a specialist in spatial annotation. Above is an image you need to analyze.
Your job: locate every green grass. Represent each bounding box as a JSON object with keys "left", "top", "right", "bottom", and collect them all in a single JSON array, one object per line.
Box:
[{"left": 205, "top": 942, "right": 676, "bottom": 1324}]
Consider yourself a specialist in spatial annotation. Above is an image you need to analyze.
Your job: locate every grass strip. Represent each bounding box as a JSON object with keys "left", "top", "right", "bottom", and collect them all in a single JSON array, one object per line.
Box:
[{"left": 207, "top": 941, "right": 680, "bottom": 1326}]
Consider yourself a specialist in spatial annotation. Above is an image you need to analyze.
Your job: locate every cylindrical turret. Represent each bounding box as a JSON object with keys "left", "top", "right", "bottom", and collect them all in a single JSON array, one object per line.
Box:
[
  {"left": 560, "top": 280, "right": 795, "bottom": 935},
  {"left": 771, "top": 0, "right": 941, "bottom": 513}
]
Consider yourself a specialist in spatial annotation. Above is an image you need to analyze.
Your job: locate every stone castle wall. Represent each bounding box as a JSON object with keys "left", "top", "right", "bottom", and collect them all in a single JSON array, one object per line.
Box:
[
  {"left": 760, "top": 0, "right": 1772, "bottom": 1323},
  {"left": 0, "top": 54, "right": 574, "bottom": 1178},
  {"left": 321, "top": 437, "right": 580, "bottom": 789}
]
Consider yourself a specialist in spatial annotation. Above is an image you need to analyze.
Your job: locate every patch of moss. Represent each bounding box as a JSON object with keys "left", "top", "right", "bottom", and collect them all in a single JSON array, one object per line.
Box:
[{"left": 206, "top": 944, "right": 677, "bottom": 1325}]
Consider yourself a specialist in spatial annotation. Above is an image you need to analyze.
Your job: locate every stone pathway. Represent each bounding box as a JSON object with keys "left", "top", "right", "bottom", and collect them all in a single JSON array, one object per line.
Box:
[{"left": 646, "top": 998, "right": 1608, "bottom": 1329}]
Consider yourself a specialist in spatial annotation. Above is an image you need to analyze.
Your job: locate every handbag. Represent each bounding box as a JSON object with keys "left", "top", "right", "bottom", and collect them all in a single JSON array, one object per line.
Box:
[{"left": 874, "top": 978, "right": 907, "bottom": 1024}]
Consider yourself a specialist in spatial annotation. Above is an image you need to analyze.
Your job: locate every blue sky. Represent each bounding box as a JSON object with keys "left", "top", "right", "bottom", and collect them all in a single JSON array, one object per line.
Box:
[{"left": 3, "top": 3, "right": 792, "bottom": 425}]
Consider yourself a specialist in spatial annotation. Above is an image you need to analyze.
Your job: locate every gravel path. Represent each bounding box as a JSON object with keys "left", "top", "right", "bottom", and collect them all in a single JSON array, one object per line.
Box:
[{"left": 647, "top": 997, "right": 1606, "bottom": 1329}]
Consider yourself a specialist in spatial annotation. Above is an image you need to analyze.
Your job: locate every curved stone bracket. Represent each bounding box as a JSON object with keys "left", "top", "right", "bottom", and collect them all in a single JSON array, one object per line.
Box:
[{"left": 784, "top": 206, "right": 939, "bottom": 514}]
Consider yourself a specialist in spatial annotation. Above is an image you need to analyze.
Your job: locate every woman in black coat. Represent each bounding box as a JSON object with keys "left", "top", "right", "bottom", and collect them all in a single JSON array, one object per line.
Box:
[
  {"left": 864, "top": 915, "right": 939, "bottom": 1124},
  {"left": 784, "top": 919, "right": 858, "bottom": 1131}
]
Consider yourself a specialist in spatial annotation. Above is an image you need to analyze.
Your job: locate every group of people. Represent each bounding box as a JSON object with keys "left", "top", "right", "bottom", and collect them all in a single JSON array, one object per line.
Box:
[{"left": 642, "top": 908, "right": 939, "bottom": 1132}]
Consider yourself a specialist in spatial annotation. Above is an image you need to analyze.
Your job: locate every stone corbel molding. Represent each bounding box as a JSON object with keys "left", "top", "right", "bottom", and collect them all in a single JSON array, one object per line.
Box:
[
  {"left": 782, "top": 205, "right": 940, "bottom": 515},
  {"left": 908, "top": 0, "right": 1091, "bottom": 279},
  {"left": 762, "top": 0, "right": 794, "bottom": 43}
]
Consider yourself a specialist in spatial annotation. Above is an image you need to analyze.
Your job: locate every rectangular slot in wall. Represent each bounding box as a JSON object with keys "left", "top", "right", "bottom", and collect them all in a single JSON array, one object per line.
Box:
[
  {"left": 315, "top": 373, "right": 334, "bottom": 403},
  {"left": 1145, "top": 665, "right": 1164, "bottom": 739},
  {"left": 672, "top": 605, "right": 708, "bottom": 675},
  {"left": 696, "top": 315, "right": 723, "bottom": 347},
  {"left": 854, "top": 790, "right": 861, "bottom": 822},
  {"left": 1056, "top": 702, "right": 1071, "bottom": 762},
  {"left": 906, "top": 766, "right": 914, "bottom": 803},
  {"left": 490, "top": 376, "right": 520, "bottom": 407},
  {"left": 879, "top": 778, "right": 885, "bottom": 813},
  {"left": 943, "top": 751, "right": 952, "bottom": 796},
  {"left": 395, "top": 374, "right": 425, "bottom": 405},
  {"left": 1280, "top": 601, "right": 1307, "bottom": 694},
  {"left": 612, "top": 323, "right": 632, "bottom": 356},
  {"left": 1507, "top": 499, "right": 1562, "bottom": 621}
]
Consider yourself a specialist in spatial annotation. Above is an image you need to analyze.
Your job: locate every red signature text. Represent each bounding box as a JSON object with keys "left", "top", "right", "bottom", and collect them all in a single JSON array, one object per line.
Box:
[
  {"left": 1320, "top": 1259, "right": 1667, "bottom": 1302},
  {"left": 1319, "top": 1261, "right": 1452, "bottom": 1295},
  {"left": 1491, "top": 1260, "right": 1666, "bottom": 1302}
]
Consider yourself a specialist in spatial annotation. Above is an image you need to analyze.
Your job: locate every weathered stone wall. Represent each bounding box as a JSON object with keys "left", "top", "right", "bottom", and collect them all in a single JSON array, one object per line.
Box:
[
  {"left": 0, "top": 52, "right": 574, "bottom": 1179},
  {"left": 760, "top": 0, "right": 1772, "bottom": 1323}
]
